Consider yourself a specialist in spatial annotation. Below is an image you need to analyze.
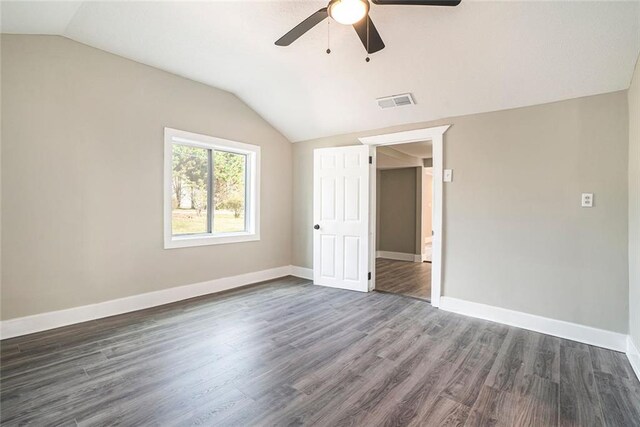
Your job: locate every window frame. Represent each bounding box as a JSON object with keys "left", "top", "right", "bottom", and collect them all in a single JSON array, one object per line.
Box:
[{"left": 164, "top": 127, "right": 260, "bottom": 249}]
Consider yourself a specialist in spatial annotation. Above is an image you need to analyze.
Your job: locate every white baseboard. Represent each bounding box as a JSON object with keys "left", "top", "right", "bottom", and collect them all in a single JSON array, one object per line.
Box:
[
  {"left": 290, "top": 266, "right": 313, "bottom": 280},
  {"left": 439, "top": 296, "right": 628, "bottom": 352},
  {"left": 376, "top": 251, "right": 422, "bottom": 263},
  {"left": 3, "top": 266, "right": 636, "bottom": 369},
  {"left": 628, "top": 336, "right": 640, "bottom": 382},
  {"left": 0, "top": 265, "right": 292, "bottom": 339}
]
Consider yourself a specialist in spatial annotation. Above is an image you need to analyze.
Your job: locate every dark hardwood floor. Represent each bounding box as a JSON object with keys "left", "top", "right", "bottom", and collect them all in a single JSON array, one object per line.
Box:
[
  {"left": 376, "top": 258, "right": 431, "bottom": 301},
  {"left": 2, "top": 276, "right": 639, "bottom": 426}
]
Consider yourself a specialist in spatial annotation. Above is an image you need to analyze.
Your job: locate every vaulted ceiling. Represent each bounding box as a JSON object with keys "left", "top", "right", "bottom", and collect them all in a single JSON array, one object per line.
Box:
[{"left": 2, "top": 1, "right": 639, "bottom": 142}]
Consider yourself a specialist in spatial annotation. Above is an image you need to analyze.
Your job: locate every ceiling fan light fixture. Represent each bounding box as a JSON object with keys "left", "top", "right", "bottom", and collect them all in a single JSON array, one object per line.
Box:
[{"left": 328, "top": 0, "right": 369, "bottom": 25}]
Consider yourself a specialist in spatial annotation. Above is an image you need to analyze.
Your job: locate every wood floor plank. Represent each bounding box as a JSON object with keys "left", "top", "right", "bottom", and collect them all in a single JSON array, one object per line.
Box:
[
  {"left": 523, "top": 332, "right": 561, "bottom": 384},
  {"left": 0, "top": 343, "right": 20, "bottom": 358},
  {"left": 2, "top": 275, "right": 638, "bottom": 425},
  {"left": 512, "top": 375, "right": 559, "bottom": 426},
  {"left": 441, "top": 340, "right": 499, "bottom": 407},
  {"left": 416, "top": 395, "right": 470, "bottom": 426},
  {"left": 558, "top": 346, "right": 605, "bottom": 427},
  {"left": 292, "top": 327, "right": 397, "bottom": 395},
  {"left": 272, "top": 366, "right": 372, "bottom": 425},
  {"left": 317, "top": 363, "right": 414, "bottom": 426},
  {"left": 359, "top": 333, "right": 465, "bottom": 426},
  {"left": 484, "top": 329, "right": 529, "bottom": 393},
  {"left": 465, "top": 385, "right": 515, "bottom": 427},
  {"left": 214, "top": 384, "right": 305, "bottom": 426},
  {"left": 376, "top": 258, "right": 431, "bottom": 300},
  {"left": 593, "top": 371, "right": 640, "bottom": 427},
  {"left": 589, "top": 345, "right": 636, "bottom": 381},
  {"left": 388, "top": 361, "right": 456, "bottom": 427}
]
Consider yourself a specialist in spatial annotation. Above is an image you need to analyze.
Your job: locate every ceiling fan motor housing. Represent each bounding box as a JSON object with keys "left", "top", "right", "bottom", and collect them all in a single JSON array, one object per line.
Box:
[{"left": 327, "top": 0, "right": 371, "bottom": 25}]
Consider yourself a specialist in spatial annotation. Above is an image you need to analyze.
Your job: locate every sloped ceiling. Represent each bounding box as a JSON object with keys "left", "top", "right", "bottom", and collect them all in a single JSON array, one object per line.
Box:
[
  {"left": 390, "top": 141, "right": 432, "bottom": 159},
  {"left": 2, "top": 1, "right": 640, "bottom": 142},
  {"left": 377, "top": 142, "right": 432, "bottom": 169}
]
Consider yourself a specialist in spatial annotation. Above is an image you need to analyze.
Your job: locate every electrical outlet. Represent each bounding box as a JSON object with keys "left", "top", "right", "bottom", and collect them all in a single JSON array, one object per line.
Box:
[{"left": 581, "top": 193, "right": 593, "bottom": 208}]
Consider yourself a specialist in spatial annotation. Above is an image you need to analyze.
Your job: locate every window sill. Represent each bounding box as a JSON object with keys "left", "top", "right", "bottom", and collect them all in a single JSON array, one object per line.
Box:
[{"left": 164, "top": 232, "right": 260, "bottom": 249}]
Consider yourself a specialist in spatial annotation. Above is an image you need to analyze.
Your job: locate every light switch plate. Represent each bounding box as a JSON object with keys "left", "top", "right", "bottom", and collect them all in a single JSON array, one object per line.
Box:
[
  {"left": 443, "top": 169, "right": 453, "bottom": 182},
  {"left": 581, "top": 193, "right": 593, "bottom": 207}
]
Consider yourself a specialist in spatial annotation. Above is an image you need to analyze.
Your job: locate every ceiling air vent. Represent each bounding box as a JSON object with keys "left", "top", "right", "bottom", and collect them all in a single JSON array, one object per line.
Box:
[{"left": 376, "top": 93, "right": 416, "bottom": 109}]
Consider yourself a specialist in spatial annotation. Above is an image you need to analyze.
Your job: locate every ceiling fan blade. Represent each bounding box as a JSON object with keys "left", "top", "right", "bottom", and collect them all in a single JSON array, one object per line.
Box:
[
  {"left": 353, "top": 16, "right": 385, "bottom": 54},
  {"left": 371, "top": 0, "right": 460, "bottom": 5},
  {"left": 275, "top": 8, "right": 329, "bottom": 46}
]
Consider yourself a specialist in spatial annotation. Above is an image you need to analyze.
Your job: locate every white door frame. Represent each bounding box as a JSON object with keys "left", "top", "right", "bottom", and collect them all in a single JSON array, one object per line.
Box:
[{"left": 359, "top": 125, "right": 450, "bottom": 307}]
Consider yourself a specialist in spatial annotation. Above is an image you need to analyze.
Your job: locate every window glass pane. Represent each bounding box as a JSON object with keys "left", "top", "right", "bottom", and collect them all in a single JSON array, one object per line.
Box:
[
  {"left": 171, "top": 144, "right": 209, "bottom": 235},
  {"left": 214, "top": 150, "right": 246, "bottom": 233}
]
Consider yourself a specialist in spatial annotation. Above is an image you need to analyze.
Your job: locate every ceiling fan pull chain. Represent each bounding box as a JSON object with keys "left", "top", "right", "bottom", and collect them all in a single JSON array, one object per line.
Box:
[
  {"left": 326, "top": 19, "right": 331, "bottom": 54},
  {"left": 365, "top": 17, "right": 370, "bottom": 62}
]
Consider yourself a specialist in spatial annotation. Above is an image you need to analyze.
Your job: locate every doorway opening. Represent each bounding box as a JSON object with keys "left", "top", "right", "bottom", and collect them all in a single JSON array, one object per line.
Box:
[
  {"left": 373, "top": 142, "right": 433, "bottom": 301},
  {"left": 359, "top": 125, "right": 449, "bottom": 307},
  {"left": 310, "top": 126, "right": 448, "bottom": 305}
]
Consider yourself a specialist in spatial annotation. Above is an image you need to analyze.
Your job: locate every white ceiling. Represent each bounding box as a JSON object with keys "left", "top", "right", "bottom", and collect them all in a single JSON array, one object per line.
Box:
[{"left": 2, "top": 1, "right": 640, "bottom": 142}]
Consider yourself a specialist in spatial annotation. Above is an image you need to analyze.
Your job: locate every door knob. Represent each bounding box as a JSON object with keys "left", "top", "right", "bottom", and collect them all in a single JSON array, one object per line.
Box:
[{"left": 314, "top": 224, "right": 320, "bottom": 230}]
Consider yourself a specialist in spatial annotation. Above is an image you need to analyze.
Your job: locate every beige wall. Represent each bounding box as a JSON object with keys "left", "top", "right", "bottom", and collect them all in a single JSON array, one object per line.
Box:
[
  {"left": 376, "top": 170, "right": 381, "bottom": 250},
  {"left": 422, "top": 171, "right": 433, "bottom": 248},
  {"left": 293, "top": 91, "right": 629, "bottom": 333},
  {"left": 414, "top": 167, "right": 423, "bottom": 256},
  {"left": 377, "top": 168, "right": 418, "bottom": 254},
  {"left": 629, "top": 56, "right": 640, "bottom": 347},
  {"left": 1, "top": 35, "right": 293, "bottom": 320}
]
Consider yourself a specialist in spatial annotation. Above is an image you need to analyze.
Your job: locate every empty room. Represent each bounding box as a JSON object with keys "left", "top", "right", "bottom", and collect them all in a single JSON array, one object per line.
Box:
[{"left": 1, "top": 1, "right": 640, "bottom": 425}]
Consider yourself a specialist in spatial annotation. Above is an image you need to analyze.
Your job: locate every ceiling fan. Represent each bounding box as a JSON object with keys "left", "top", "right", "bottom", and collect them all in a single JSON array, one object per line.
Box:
[{"left": 275, "top": 0, "right": 461, "bottom": 55}]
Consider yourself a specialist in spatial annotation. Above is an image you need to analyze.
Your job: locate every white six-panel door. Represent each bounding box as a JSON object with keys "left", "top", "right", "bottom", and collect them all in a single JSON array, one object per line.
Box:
[{"left": 313, "top": 145, "right": 370, "bottom": 292}]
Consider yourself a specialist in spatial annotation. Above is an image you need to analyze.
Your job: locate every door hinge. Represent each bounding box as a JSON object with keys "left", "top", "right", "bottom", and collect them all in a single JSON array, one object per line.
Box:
[
  {"left": 368, "top": 272, "right": 372, "bottom": 280},
  {"left": 369, "top": 156, "right": 372, "bottom": 164}
]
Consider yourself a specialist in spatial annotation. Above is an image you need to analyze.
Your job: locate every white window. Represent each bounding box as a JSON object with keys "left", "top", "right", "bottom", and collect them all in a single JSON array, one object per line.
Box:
[{"left": 164, "top": 128, "right": 260, "bottom": 249}]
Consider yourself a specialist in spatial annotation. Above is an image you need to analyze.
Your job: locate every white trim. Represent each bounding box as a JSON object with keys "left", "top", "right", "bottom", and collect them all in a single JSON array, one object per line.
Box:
[
  {"left": 361, "top": 125, "right": 450, "bottom": 307},
  {"left": 359, "top": 126, "right": 451, "bottom": 146},
  {"left": 376, "top": 251, "right": 422, "bottom": 263},
  {"left": 164, "top": 127, "right": 261, "bottom": 249},
  {"left": 369, "top": 145, "right": 377, "bottom": 292},
  {"left": 290, "top": 266, "right": 313, "bottom": 280},
  {"left": 627, "top": 336, "right": 640, "bottom": 382},
  {"left": 0, "top": 266, "right": 291, "bottom": 339},
  {"left": 440, "top": 296, "right": 628, "bottom": 352},
  {"left": 2, "top": 267, "right": 636, "bottom": 361},
  {"left": 165, "top": 231, "right": 260, "bottom": 249}
]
